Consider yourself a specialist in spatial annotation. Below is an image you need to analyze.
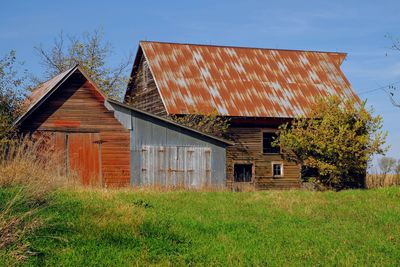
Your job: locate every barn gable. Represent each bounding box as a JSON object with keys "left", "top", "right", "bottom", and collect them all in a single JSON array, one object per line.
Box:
[
  {"left": 16, "top": 65, "right": 106, "bottom": 128},
  {"left": 125, "top": 48, "right": 168, "bottom": 117}
]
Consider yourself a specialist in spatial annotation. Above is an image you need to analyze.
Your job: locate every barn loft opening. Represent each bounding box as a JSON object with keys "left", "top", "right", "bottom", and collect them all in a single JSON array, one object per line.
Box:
[{"left": 262, "top": 132, "right": 280, "bottom": 154}]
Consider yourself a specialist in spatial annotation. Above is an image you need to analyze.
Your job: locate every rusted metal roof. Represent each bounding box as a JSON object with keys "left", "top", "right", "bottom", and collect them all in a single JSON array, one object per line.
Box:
[
  {"left": 24, "top": 68, "right": 73, "bottom": 109},
  {"left": 139, "top": 41, "right": 359, "bottom": 118}
]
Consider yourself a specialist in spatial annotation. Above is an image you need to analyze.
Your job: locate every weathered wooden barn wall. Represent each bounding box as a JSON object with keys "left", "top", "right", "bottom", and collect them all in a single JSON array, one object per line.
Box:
[
  {"left": 125, "top": 50, "right": 168, "bottom": 117},
  {"left": 19, "top": 70, "right": 131, "bottom": 187},
  {"left": 227, "top": 126, "right": 301, "bottom": 190},
  {"left": 105, "top": 100, "right": 229, "bottom": 187}
]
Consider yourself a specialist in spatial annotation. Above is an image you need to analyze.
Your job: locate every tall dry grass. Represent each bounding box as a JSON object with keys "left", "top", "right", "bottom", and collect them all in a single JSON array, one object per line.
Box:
[
  {"left": 0, "top": 136, "right": 73, "bottom": 189},
  {"left": 0, "top": 136, "right": 74, "bottom": 262},
  {"left": 366, "top": 173, "right": 400, "bottom": 188}
]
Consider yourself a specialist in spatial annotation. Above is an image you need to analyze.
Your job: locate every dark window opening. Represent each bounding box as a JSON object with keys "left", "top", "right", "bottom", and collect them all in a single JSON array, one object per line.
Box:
[
  {"left": 273, "top": 163, "right": 282, "bottom": 177},
  {"left": 234, "top": 164, "right": 252, "bottom": 182},
  {"left": 263, "top": 132, "right": 280, "bottom": 154}
]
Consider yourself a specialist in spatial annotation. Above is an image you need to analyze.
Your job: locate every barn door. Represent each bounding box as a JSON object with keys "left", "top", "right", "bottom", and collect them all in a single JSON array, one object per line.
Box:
[
  {"left": 67, "top": 133, "right": 101, "bottom": 186},
  {"left": 141, "top": 146, "right": 212, "bottom": 188}
]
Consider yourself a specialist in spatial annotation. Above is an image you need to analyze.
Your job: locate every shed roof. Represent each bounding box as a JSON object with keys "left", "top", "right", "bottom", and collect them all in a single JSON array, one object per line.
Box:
[
  {"left": 106, "top": 99, "right": 234, "bottom": 146},
  {"left": 135, "top": 41, "right": 359, "bottom": 118}
]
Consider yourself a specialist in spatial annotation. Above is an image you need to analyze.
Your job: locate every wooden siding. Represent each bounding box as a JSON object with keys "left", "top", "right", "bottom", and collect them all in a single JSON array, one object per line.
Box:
[
  {"left": 20, "top": 71, "right": 130, "bottom": 187},
  {"left": 125, "top": 56, "right": 168, "bottom": 116},
  {"left": 226, "top": 126, "right": 301, "bottom": 190}
]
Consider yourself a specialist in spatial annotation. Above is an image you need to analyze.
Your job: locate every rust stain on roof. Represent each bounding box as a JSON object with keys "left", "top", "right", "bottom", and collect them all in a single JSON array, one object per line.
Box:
[
  {"left": 24, "top": 68, "right": 73, "bottom": 111},
  {"left": 139, "top": 41, "right": 359, "bottom": 118}
]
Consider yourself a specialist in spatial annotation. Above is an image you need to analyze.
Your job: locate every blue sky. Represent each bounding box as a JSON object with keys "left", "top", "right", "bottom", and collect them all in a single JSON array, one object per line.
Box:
[{"left": 1, "top": 0, "right": 399, "bottom": 165}]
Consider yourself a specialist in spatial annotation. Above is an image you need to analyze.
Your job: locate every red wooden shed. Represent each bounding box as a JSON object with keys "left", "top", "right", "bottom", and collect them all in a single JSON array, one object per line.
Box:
[{"left": 15, "top": 65, "right": 131, "bottom": 186}]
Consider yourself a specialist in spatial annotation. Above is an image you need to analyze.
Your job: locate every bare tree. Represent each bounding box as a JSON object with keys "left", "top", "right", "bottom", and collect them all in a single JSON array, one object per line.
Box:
[
  {"left": 384, "top": 85, "right": 400, "bottom": 107},
  {"left": 35, "top": 29, "right": 132, "bottom": 98},
  {"left": 395, "top": 160, "right": 400, "bottom": 174},
  {"left": 378, "top": 156, "right": 396, "bottom": 176},
  {"left": 385, "top": 34, "right": 400, "bottom": 107}
]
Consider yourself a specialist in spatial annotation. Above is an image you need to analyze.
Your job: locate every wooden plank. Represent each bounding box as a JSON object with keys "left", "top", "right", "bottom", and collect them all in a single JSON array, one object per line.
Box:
[
  {"left": 125, "top": 56, "right": 168, "bottom": 117},
  {"left": 226, "top": 126, "right": 301, "bottom": 190}
]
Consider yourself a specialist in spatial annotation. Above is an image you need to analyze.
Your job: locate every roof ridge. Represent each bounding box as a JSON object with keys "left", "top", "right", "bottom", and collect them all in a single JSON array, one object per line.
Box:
[
  {"left": 34, "top": 65, "right": 77, "bottom": 89},
  {"left": 139, "top": 40, "right": 347, "bottom": 55}
]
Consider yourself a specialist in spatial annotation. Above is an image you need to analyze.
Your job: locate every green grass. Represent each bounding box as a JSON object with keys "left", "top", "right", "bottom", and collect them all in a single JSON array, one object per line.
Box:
[{"left": 1, "top": 187, "right": 400, "bottom": 266}]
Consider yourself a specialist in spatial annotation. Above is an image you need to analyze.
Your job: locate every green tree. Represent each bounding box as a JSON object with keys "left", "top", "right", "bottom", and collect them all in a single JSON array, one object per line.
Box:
[
  {"left": 35, "top": 29, "right": 132, "bottom": 98},
  {"left": 274, "top": 96, "right": 387, "bottom": 190},
  {"left": 0, "top": 51, "right": 29, "bottom": 143},
  {"left": 171, "top": 112, "right": 230, "bottom": 138}
]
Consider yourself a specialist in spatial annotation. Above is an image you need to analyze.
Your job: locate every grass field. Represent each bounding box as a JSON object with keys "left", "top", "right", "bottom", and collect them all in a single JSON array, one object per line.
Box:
[{"left": 1, "top": 187, "right": 400, "bottom": 266}]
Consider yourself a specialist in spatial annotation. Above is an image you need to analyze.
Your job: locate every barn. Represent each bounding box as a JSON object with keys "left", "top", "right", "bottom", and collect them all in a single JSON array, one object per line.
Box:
[
  {"left": 15, "top": 65, "right": 231, "bottom": 188},
  {"left": 124, "top": 41, "right": 361, "bottom": 190}
]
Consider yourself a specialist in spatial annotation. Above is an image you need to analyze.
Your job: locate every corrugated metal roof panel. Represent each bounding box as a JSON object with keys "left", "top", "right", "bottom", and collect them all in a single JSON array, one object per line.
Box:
[
  {"left": 140, "top": 41, "right": 359, "bottom": 117},
  {"left": 24, "top": 68, "right": 73, "bottom": 111}
]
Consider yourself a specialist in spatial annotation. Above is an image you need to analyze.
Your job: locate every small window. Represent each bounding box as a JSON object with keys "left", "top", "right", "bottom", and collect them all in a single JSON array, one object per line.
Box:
[
  {"left": 272, "top": 163, "right": 283, "bottom": 177},
  {"left": 234, "top": 164, "right": 252, "bottom": 182},
  {"left": 263, "top": 132, "right": 280, "bottom": 154}
]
